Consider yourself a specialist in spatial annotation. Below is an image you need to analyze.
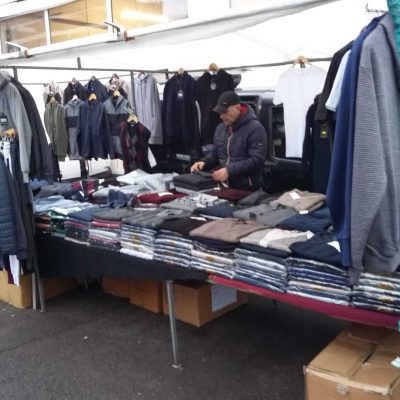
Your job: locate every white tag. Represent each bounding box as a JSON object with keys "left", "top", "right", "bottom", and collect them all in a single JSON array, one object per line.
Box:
[
  {"left": 290, "top": 191, "right": 301, "bottom": 200},
  {"left": 328, "top": 241, "right": 341, "bottom": 252},
  {"left": 299, "top": 210, "right": 309, "bottom": 214},
  {"left": 158, "top": 192, "right": 171, "bottom": 197},
  {"left": 148, "top": 147, "right": 157, "bottom": 168},
  {"left": 306, "top": 231, "right": 314, "bottom": 239},
  {"left": 391, "top": 357, "right": 400, "bottom": 368}
]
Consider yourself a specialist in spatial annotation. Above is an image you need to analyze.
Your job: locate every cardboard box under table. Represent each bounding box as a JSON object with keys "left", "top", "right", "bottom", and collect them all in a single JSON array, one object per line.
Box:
[
  {"left": 305, "top": 323, "right": 400, "bottom": 400},
  {"left": 162, "top": 280, "right": 248, "bottom": 327}
]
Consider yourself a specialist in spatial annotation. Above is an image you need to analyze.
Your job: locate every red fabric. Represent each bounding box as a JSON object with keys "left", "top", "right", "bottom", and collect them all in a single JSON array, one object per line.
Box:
[
  {"left": 209, "top": 275, "right": 399, "bottom": 329},
  {"left": 204, "top": 188, "right": 251, "bottom": 202},
  {"left": 137, "top": 191, "right": 187, "bottom": 205}
]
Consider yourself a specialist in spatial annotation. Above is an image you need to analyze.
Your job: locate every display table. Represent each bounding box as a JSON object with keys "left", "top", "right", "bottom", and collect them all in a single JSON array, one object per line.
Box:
[
  {"left": 209, "top": 275, "right": 400, "bottom": 329},
  {"left": 36, "top": 233, "right": 207, "bottom": 367}
]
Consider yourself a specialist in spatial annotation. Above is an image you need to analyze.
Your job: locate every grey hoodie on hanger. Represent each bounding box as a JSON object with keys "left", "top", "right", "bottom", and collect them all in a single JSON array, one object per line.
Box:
[{"left": 0, "top": 72, "right": 32, "bottom": 182}]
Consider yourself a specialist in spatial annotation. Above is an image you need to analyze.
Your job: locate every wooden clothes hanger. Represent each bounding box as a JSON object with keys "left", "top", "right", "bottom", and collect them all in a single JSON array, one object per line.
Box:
[
  {"left": 88, "top": 93, "right": 97, "bottom": 101},
  {"left": 124, "top": 105, "right": 138, "bottom": 124},
  {"left": 0, "top": 128, "right": 17, "bottom": 139},
  {"left": 208, "top": 63, "right": 219, "bottom": 74},
  {"left": 293, "top": 55, "right": 311, "bottom": 68},
  {"left": 177, "top": 67, "right": 185, "bottom": 75}
]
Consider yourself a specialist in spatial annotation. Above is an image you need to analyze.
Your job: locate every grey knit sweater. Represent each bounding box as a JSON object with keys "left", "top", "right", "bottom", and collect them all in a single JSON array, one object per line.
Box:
[{"left": 351, "top": 14, "right": 400, "bottom": 273}]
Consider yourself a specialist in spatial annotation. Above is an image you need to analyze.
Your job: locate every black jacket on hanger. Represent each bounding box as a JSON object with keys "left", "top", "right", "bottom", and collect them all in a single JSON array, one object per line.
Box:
[
  {"left": 11, "top": 77, "right": 55, "bottom": 182},
  {"left": 195, "top": 69, "right": 234, "bottom": 145},
  {"left": 162, "top": 72, "right": 200, "bottom": 157},
  {"left": 84, "top": 78, "right": 109, "bottom": 103},
  {"left": 64, "top": 81, "right": 86, "bottom": 103}
]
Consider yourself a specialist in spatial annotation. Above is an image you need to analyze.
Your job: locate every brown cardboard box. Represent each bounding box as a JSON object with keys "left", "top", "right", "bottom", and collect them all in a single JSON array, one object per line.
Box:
[
  {"left": 0, "top": 270, "right": 76, "bottom": 309},
  {"left": 305, "top": 324, "right": 400, "bottom": 400},
  {"left": 102, "top": 277, "right": 131, "bottom": 299},
  {"left": 162, "top": 280, "right": 248, "bottom": 327},
  {"left": 129, "top": 279, "right": 162, "bottom": 314}
]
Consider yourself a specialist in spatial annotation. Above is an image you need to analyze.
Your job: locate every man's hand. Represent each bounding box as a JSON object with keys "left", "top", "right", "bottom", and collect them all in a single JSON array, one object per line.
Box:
[
  {"left": 190, "top": 161, "right": 205, "bottom": 172},
  {"left": 212, "top": 167, "right": 229, "bottom": 183}
]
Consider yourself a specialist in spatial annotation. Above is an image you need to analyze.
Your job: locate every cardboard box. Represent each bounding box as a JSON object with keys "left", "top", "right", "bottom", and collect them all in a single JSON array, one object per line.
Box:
[
  {"left": 162, "top": 280, "right": 248, "bottom": 327},
  {"left": 0, "top": 270, "right": 76, "bottom": 309},
  {"left": 102, "top": 277, "right": 131, "bottom": 299},
  {"left": 305, "top": 324, "right": 400, "bottom": 400},
  {"left": 129, "top": 279, "right": 163, "bottom": 314}
]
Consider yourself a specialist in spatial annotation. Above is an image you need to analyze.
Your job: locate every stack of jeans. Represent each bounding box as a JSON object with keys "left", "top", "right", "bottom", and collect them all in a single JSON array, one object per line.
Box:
[
  {"left": 351, "top": 272, "right": 400, "bottom": 315},
  {"left": 233, "top": 247, "right": 287, "bottom": 292},
  {"left": 286, "top": 258, "right": 352, "bottom": 305}
]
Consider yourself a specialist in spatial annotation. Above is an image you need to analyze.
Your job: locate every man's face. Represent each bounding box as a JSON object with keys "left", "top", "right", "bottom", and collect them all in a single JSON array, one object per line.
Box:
[{"left": 219, "top": 104, "right": 241, "bottom": 126}]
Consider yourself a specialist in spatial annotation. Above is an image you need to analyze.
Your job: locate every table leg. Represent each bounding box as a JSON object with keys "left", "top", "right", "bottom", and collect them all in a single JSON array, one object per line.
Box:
[{"left": 166, "top": 280, "right": 182, "bottom": 369}]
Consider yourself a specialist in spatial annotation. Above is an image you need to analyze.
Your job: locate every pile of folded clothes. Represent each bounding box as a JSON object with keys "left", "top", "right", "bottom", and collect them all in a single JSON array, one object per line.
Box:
[
  {"left": 189, "top": 218, "right": 265, "bottom": 279},
  {"left": 352, "top": 272, "right": 400, "bottom": 315},
  {"left": 64, "top": 206, "right": 106, "bottom": 245},
  {"left": 286, "top": 257, "right": 352, "bottom": 306},
  {"left": 233, "top": 247, "right": 288, "bottom": 293},
  {"left": 153, "top": 217, "right": 208, "bottom": 268},
  {"left": 120, "top": 208, "right": 191, "bottom": 259},
  {"left": 88, "top": 208, "right": 136, "bottom": 251},
  {"left": 173, "top": 172, "right": 217, "bottom": 193}
]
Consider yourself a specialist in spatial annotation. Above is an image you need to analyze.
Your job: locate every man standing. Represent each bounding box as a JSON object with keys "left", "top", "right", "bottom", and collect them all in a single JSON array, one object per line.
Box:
[{"left": 191, "top": 90, "right": 267, "bottom": 191}]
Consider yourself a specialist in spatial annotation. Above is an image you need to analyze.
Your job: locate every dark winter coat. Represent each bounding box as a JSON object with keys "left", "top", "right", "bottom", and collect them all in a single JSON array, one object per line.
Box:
[
  {"left": 162, "top": 72, "right": 200, "bottom": 156},
  {"left": 77, "top": 100, "right": 113, "bottom": 159},
  {"left": 84, "top": 78, "right": 109, "bottom": 103},
  {"left": 64, "top": 81, "right": 86, "bottom": 103},
  {"left": 194, "top": 69, "right": 234, "bottom": 144},
  {"left": 202, "top": 105, "right": 268, "bottom": 191},
  {"left": 0, "top": 153, "right": 27, "bottom": 260},
  {"left": 103, "top": 95, "right": 129, "bottom": 158},
  {"left": 11, "top": 77, "right": 55, "bottom": 182}
]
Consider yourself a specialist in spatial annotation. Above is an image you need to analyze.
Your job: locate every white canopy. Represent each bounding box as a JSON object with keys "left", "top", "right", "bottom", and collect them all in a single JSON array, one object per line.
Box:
[{"left": 0, "top": 0, "right": 386, "bottom": 73}]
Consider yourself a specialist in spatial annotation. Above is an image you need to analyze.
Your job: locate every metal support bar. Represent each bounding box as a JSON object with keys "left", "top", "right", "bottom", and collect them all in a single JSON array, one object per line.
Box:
[{"left": 166, "top": 280, "right": 182, "bottom": 369}]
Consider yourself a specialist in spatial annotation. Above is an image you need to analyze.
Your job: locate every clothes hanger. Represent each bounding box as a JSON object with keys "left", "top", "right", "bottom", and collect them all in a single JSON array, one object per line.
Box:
[
  {"left": 113, "top": 89, "right": 121, "bottom": 98},
  {"left": 88, "top": 93, "right": 97, "bottom": 101},
  {"left": 124, "top": 105, "right": 138, "bottom": 124},
  {"left": 177, "top": 67, "right": 185, "bottom": 75},
  {"left": 293, "top": 55, "right": 310, "bottom": 68},
  {"left": 72, "top": 94, "right": 78, "bottom": 101},
  {"left": 208, "top": 63, "right": 219, "bottom": 75}
]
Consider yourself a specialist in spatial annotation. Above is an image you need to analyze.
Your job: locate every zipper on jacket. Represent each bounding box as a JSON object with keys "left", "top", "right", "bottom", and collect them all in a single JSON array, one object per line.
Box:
[{"left": 225, "top": 126, "right": 233, "bottom": 188}]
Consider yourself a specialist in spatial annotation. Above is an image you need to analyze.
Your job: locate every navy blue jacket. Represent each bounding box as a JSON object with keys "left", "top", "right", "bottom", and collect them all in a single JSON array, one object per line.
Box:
[
  {"left": 162, "top": 72, "right": 200, "bottom": 156},
  {"left": 77, "top": 100, "right": 113, "bottom": 159},
  {"left": 84, "top": 78, "right": 108, "bottom": 103},
  {"left": 202, "top": 105, "right": 267, "bottom": 191}
]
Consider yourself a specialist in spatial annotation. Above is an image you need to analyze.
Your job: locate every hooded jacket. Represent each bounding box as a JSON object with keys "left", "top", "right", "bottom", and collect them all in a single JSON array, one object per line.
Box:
[
  {"left": 202, "top": 105, "right": 267, "bottom": 191},
  {"left": 64, "top": 81, "right": 86, "bottom": 103},
  {"left": 77, "top": 99, "right": 113, "bottom": 159},
  {"left": 0, "top": 72, "right": 32, "bottom": 182},
  {"left": 84, "top": 78, "right": 109, "bottom": 103}
]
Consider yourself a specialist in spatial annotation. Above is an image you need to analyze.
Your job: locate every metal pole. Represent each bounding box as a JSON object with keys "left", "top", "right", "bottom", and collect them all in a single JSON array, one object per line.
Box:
[{"left": 166, "top": 280, "right": 182, "bottom": 369}]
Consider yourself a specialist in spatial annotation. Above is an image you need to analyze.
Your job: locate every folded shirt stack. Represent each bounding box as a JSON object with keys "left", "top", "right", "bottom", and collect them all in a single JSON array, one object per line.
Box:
[
  {"left": 233, "top": 248, "right": 287, "bottom": 293},
  {"left": 48, "top": 202, "right": 94, "bottom": 237},
  {"left": 352, "top": 272, "right": 400, "bottom": 315},
  {"left": 88, "top": 208, "right": 136, "bottom": 252},
  {"left": 65, "top": 206, "right": 106, "bottom": 245},
  {"left": 188, "top": 218, "right": 265, "bottom": 278},
  {"left": 286, "top": 257, "right": 352, "bottom": 306},
  {"left": 153, "top": 217, "right": 208, "bottom": 268},
  {"left": 173, "top": 172, "right": 217, "bottom": 193},
  {"left": 120, "top": 209, "right": 192, "bottom": 259}
]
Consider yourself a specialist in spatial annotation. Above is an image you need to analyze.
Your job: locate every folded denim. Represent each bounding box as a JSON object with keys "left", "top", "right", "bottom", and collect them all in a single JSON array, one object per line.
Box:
[
  {"left": 234, "top": 253, "right": 287, "bottom": 271},
  {"left": 288, "top": 280, "right": 351, "bottom": 295},
  {"left": 359, "top": 272, "right": 400, "bottom": 285},
  {"left": 357, "top": 278, "right": 400, "bottom": 291},
  {"left": 353, "top": 285, "right": 400, "bottom": 299},
  {"left": 288, "top": 270, "right": 350, "bottom": 287},
  {"left": 234, "top": 260, "right": 287, "bottom": 279},
  {"left": 352, "top": 292, "right": 400, "bottom": 307},
  {"left": 235, "top": 268, "right": 287, "bottom": 285}
]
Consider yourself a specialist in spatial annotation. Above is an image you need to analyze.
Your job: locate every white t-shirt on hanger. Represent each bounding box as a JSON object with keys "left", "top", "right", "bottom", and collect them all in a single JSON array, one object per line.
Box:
[{"left": 273, "top": 64, "right": 326, "bottom": 158}]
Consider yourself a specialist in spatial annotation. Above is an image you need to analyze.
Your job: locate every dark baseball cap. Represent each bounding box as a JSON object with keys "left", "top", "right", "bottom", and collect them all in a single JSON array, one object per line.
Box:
[{"left": 213, "top": 90, "right": 240, "bottom": 113}]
